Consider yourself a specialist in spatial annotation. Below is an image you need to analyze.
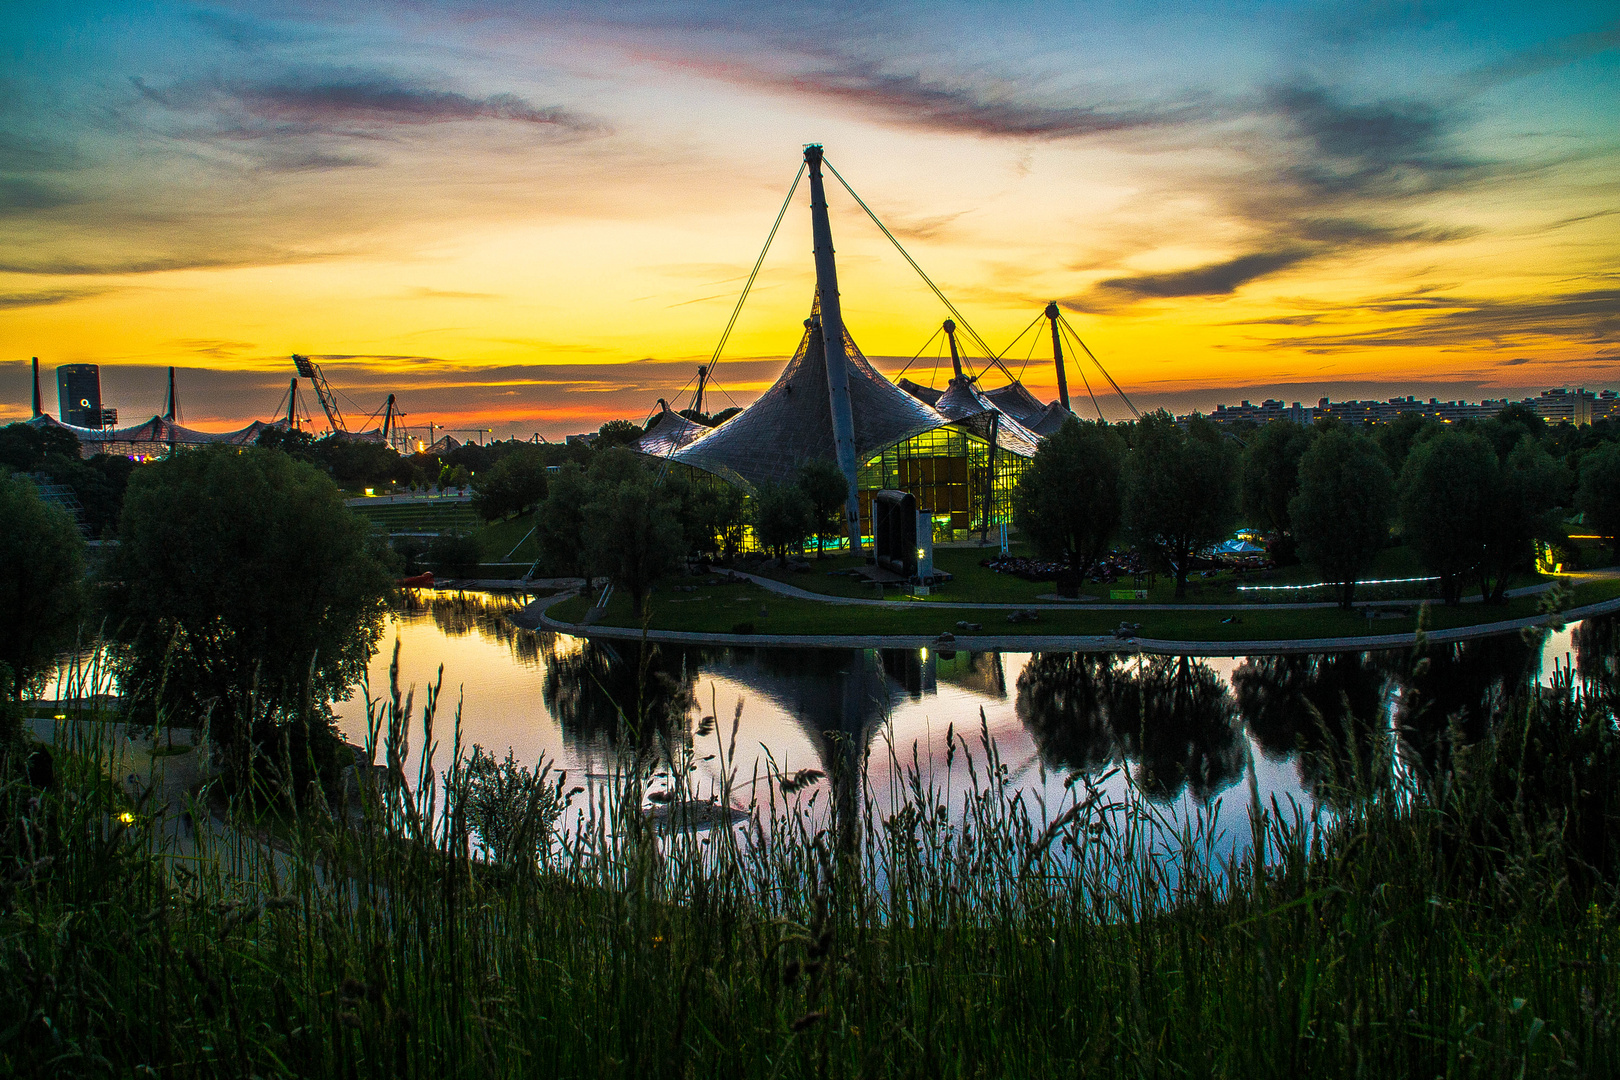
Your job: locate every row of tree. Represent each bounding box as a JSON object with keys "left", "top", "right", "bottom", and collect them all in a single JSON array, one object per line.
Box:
[{"left": 1016, "top": 408, "right": 1620, "bottom": 607}]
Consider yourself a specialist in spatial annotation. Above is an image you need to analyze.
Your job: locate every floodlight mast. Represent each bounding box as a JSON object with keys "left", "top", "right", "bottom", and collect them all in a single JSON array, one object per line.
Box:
[
  {"left": 804, "top": 144, "right": 864, "bottom": 555},
  {"left": 291, "top": 354, "right": 346, "bottom": 433}
]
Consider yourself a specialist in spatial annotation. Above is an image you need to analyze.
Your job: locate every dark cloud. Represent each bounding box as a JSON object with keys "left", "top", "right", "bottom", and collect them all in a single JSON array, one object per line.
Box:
[
  {"left": 1250, "top": 288, "right": 1620, "bottom": 352},
  {"left": 1091, "top": 249, "right": 1312, "bottom": 302},
  {"left": 1499, "top": 357, "right": 1533, "bottom": 366},
  {"left": 134, "top": 72, "right": 604, "bottom": 139},
  {"left": 775, "top": 57, "right": 1188, "bottom": 139},
  {"left": 0, "top": 177, "right": 78, "bottom": 215},
  {"left": 1267, "top": 83, "right": 1487, "bottom": 201}
]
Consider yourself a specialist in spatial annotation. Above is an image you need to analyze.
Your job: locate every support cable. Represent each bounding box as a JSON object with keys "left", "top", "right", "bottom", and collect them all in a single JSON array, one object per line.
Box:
[
  {"left": 703, "top": 162, "right": 807, "bottom": 388},
  {"left": 653, "top": 163, "right": 804, "bottom": 488},
  {"left": 1058, "top": 315, "right": 1139, "bottom": 418},
  {"left": 822, "top": 157, "right": 1022, "bottom": 387},
  {"left": 892, "top": 324, "right": 945, "bottom": 382}
]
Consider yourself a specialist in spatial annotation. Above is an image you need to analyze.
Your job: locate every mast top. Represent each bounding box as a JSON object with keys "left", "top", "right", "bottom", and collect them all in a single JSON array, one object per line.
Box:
[{"left": 1044, "top": 301, "right": 1060, "bottom": 320}]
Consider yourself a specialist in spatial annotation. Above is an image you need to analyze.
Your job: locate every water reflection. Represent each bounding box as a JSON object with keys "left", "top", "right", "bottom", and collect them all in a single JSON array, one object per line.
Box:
[
  {"left": 1016, "top": 655, "right": 1244, "bottom": 800},
  {"left": 329, "top": 594, "right": 1619, "bottom": 861},
  {"left": 1233, "top": 653, "right": 1393, "bottom": 803}
]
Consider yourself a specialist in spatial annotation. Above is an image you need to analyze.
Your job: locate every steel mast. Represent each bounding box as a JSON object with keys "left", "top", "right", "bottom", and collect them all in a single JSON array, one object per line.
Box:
[
  {"left": 805, "top": 144, "right": 864, "bottom": 554},
  {"left": 1045, "top": 302, "right": 1070, "bottom": 412}
]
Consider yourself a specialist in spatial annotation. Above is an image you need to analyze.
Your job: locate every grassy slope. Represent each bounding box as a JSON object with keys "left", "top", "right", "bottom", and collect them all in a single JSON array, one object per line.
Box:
[{"left": 548, "top": 577, "right": 1620, "bottom": 642}]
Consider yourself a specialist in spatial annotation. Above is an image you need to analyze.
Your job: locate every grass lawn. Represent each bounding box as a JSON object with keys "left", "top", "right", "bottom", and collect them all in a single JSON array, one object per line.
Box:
[
  {"left": 474, "top": 512, "right": 540, "bottom": 562},
  {"left": 546, "top": 576, "right": 1620, "bottom": 643},
  {"left": 750, "top": 542, "right": 1525, "bottom": 607}
]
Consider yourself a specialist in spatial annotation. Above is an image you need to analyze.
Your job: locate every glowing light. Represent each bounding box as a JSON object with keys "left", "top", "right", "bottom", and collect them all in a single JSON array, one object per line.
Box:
[{"left": 117, "top": 811, "right": 135, "bottom": 825}]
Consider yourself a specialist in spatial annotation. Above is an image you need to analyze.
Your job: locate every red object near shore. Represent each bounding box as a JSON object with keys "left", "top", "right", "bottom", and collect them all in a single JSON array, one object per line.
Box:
[{"left": 399, "top": 572, "right": 435, "bottom": 588}]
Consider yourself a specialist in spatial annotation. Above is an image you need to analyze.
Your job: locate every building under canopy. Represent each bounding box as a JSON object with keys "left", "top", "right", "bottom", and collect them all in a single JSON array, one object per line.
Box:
[
  {"left": 26, "top": 413, "right": 286, "bottom": 460},
  {"left": 643, "top": 296, "right": 1039, "bottom": 540}
]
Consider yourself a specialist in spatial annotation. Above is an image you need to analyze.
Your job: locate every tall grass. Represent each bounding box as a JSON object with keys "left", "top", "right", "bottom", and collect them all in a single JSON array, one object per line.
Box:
[{"left": 2, "top": 641, "right": 1616, "bottom": 1077}]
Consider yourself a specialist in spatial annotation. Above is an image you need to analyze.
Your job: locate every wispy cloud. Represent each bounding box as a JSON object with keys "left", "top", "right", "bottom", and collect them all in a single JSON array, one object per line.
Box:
[
  {"left": 1249, "top": 288, "right": 1620, "bottom": 352},
  {"left": 0, "top": 287, "right": 108, "bottom": 310}
]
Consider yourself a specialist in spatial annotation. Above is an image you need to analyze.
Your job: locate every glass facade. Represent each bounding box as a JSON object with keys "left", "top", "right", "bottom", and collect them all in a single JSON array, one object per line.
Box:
[{"left": 668, "top": 423, "right": 1030, "bottom": 551}]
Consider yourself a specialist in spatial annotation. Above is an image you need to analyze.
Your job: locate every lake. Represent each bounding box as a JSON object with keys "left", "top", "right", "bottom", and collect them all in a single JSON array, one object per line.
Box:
[{"left": 329, "top": 590, "right": 1616, "bottom": 864}]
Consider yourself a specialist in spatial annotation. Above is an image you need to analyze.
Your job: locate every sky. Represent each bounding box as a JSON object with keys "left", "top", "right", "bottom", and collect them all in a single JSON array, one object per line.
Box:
[{"left": 1, "top": 1, "right": 1616, "bottom": 439}]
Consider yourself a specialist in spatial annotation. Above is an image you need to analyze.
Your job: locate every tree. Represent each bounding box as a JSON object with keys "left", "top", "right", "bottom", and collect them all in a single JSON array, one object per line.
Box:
[
  {"left": 796, "top": 459, "right": 849, "bottom": 558},
  {"left": 685, "top": 481, "right": 748, "bottom": 561},
  {"left": 1577, "top": 442, "right": 1620, "bottom": 563},
  {"left": 1479, "top": 437, "right": 1569, "bottom": 602},
  {"left": 751, "top": 482, "right": 815, "bottom": 563},
  {"left": 471, "top": 445, "right": 549, "bottom": 522},
  {"left": 1012, "top": 418, "right": 1123, "bottom": 582},
  {"left": 427, "top": 531, "right": 483, "bottom": 577},
  {"left": 1239, "top": 420, "right": 1312, "bottom": 562},
  {"left": 583, "top": 469, "right": 687, "bottom": 617},
  {"left": 0, "top": 421, "right": 80, "bottom": 470},
  {"left": 536, "top": 463, "right": 599, "bottom": 590},
  {"left": 1398, "top": 429, "right": 1496, "bottom": 605},
  {"left": 0, "top": 474, "right": 86, "bottom": 697},
  {"left": 1289, "top": 429, "right": 1394, "bottom": 609},
  {"left": 1122, "top": 412, "right": 1238, "bottom": 599},
  {"left": 106, "top": 447, "right": 394, "bottom": 803},
  {"left": 1481, "top": 403, "right": 1546, "bottom": 458},
  {"left": 1374, "top": 412, "right": 1434, "bottom": 477},
  {"left": 594, "top": 419, "right": 643, "bottom": 450}
]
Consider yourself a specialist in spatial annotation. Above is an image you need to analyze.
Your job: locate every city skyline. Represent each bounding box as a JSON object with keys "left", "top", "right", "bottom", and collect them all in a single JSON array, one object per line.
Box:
[{"left": 2, "top": 2, "right": 1616, "bottom": 438}]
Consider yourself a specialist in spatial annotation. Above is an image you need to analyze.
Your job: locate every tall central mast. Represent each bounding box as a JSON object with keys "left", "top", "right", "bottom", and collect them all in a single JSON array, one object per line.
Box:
[
  {"left": 805, "top": 144, "right": 864, "bottom": 554},
  {"left": 1046, "top": 301, "right": 1070, "bottom": 411}
]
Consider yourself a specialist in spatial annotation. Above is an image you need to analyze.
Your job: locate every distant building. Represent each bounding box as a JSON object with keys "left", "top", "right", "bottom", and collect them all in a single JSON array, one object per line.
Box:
[{"left": 1188, "top": 386, "right": 1615, "bottom": 427}]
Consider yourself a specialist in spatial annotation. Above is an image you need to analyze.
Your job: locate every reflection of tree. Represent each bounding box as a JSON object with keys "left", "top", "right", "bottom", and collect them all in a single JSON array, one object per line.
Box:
[
  {"left": 1394, "top": 633, "right": 1539, "bottom": 782},
  {"left": 1016, "top": 653, "right": 1123, "bottom": 774},
  {"left": 1017, "top": 653, "right": 1243, "bottom": 802},
  {"left": 399, "top": 590, "right": 547, "bottom": 668},
  {"left": 1115, "top": 656, "right": 1244, "bottom": 801},
  {"left": 1233, "top": 652, "right": 1392, "bottom": 803},
  {"left": 541, "top": 641, "right": 697, "bottom": 762}
]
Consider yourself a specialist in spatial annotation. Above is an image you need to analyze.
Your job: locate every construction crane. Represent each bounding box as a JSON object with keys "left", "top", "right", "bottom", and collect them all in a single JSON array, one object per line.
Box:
[{"left": 292, "top": 355, "right": 346, "bottom": 433}]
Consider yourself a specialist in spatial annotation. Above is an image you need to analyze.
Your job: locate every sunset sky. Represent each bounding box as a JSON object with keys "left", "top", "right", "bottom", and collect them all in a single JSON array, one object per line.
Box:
[{"left": 2, "top": 2, "right": 1616, "bottom": 439}]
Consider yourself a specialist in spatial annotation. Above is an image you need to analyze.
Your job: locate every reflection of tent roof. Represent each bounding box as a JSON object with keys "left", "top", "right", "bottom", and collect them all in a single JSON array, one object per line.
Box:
[
  {"left": 1214, "top": 539, "right": 1266, "bottom": 555},
  {"left": 672, "top": 304, "right": 949, "bottom": 489},
  {"left": 28, "top": 413, "right": 286, "bottom": 455},
  {"left": 633, "top": 400, "right": 710, "bottom": 458}
]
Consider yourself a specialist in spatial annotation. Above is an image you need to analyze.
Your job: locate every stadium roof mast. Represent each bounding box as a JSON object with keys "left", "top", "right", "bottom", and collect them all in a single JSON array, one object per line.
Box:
[
  {"left": 291, "top": 354, "right": 345, "bottom": 433},
  {"left": 804, "top": 144, "right": 864, "bottom": 555},
  {"left": 1045, "top": 302, "right": 1071, "bottom": 412}
]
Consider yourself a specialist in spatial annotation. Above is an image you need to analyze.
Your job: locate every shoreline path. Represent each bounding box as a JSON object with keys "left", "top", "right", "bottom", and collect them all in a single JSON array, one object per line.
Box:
[{"left": 520, "top": 567, "right": 1620, "bottom": 656}]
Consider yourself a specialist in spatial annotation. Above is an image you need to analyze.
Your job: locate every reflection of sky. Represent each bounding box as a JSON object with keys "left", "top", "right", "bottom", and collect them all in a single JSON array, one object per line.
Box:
[
  {"left": 329, "top": 604, "right": 1314, "bottom": 866},
  {"left": 4, "top": 3, "right": 1617, "bottom": 434}
]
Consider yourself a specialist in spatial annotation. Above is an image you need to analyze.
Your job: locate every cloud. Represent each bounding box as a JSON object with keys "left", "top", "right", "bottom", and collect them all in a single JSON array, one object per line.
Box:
[
  {"left": 1090, "top": 249, "right": 1313, "bottom": 302},
  {"left": 0, "top": 287, "right": 108, "bottom": 309},
  {"left": 1266, "top": 83, "right": 1487, "bottom": 202},
  {"left": 1499, "top": 356, "right": 1533, "bottom": 366},
  {"left": 134, "top": 72, "right": 603, "bottom": 139},
  {"left": 405, "top": 287, "right": 499, "bottom": 300},
  {"left": 1250, "top": 288, "right": 1620, "bottom": 352},
  {"left": 1461, "top": 20, "right": 1620, "bottom": 91}
]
